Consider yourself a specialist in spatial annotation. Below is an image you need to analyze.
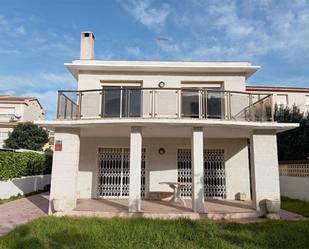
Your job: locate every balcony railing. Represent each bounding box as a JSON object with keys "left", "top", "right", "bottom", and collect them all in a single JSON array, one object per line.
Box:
[{"left": 57, "top": 88, "right": 274, "bottom": 122}]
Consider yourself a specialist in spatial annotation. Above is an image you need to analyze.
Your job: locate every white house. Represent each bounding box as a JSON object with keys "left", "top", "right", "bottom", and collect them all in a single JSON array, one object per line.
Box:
[
  {"left": 0, "top": 96, "right": 44, "bottom": 148},
  {"left": 36, "top": 32, "right": 298, "bottom": 218}
]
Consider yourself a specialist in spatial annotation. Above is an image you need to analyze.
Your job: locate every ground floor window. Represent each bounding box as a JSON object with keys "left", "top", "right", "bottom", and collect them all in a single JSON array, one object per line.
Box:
[
  {"left": 177, "top": 149, "right": 226, "bottom": 199},
  {"left": 97, "top": 148, "right": 146, "bottom": 198}
]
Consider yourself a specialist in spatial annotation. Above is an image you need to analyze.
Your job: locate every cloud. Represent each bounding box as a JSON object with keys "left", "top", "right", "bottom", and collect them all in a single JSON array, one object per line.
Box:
[
  {"left": 120, "top": 0, "right": 170, "bottom": 31},
  {"left": 15, "top": 25, "right": 27, "bottom": 35},
  {"left": 0, "top": 72, "right": 75, "bottom": 92},
  {"left": 126, "top": 46, "right": 141, "bottom": 56}
]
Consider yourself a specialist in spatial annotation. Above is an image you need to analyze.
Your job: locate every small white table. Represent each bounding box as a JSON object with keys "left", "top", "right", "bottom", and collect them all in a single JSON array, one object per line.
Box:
[{"left": 159, "top": 182, "right": 187, "bottom": 207}]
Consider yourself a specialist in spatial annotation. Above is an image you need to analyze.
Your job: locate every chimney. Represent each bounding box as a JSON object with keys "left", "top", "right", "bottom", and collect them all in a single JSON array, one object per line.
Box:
[{"left": 80, "top": 31, "right": 95, "bottom": 60}]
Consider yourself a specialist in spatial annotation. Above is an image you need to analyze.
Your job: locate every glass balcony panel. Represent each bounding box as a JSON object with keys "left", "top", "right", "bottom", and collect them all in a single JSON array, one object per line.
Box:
[
  {"left": 207, "top": 91, "right": 225, "bottom": 119},
  {"left": 129, "top": 89, "right": 141, "bottom": 117},
  {"left": 155, "top": 90, "right": 178, "bottom": 118},
  {"left": 181, "top": 90, "right": 199, "bottom": 118},
  {"left": 103, "top": 87, "right": 121, "bottom": 117}
]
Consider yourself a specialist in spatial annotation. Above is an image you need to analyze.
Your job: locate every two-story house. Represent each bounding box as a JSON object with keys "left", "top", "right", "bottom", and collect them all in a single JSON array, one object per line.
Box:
[
  {"left": 36, "top": 32, "right": 298, "bottom": 219},
  {"left": 0, "top": 95, "right": 44, "bottom": 148}
]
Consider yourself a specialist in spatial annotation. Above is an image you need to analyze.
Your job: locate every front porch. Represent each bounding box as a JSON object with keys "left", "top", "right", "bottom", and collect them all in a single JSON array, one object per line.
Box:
[{"left": 70, "top": 198, "right": 259, "bottom": 220}]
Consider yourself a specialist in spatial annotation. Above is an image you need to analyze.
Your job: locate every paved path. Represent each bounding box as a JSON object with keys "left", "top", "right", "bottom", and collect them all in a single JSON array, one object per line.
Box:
[{"left": 0, "top": 192, "right": 49, "bottom": 236}]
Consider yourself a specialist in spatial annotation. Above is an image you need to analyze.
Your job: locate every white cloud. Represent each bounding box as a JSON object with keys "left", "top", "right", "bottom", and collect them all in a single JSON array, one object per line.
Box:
[
  {"left": 15, "top": 25, "right": 27, "bottom": 35},
  {"left": 120, "top": 0, "right": 170, "bottom": 31},
  {"left": 126, "top": 46, "right": 141, "bottom": 56}
]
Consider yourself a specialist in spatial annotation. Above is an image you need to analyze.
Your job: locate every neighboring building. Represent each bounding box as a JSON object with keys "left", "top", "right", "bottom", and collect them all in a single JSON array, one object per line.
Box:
[
  {"left": 36, "top": 32, "right": 298, "bottom": 218},
  {"left": 247, "top": 86, "right": 309, "bottom": 114},
  {"left": 0, "top": 96, "right": 44, "bottom": 148}
]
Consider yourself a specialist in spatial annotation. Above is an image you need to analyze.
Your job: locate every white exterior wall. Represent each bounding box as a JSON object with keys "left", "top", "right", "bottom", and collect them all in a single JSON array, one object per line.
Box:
[
  {"left": 0, "top": 174, "right": 51, "bottom": 199},
  {"left": 77, "top": 72, "right": 246, "bottom": 91},
  {"left": 77, "top": 136, "right": 251, "bottom": 201},
  {"left": 280, "top": 176, "right": 309, "bottom": 201},
  {"left": 272, "top": 92, "right": 309, "bottom": 113}
]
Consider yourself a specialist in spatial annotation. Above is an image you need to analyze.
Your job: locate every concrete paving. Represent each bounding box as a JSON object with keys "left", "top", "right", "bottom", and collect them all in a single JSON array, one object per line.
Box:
[{"left": 0, "top": 192, "right": 49, "bottom": 236}]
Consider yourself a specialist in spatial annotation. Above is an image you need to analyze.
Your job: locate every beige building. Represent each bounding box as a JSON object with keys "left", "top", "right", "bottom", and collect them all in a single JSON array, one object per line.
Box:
[
  {"left": 247, "top": 86, "right": 309, "bottom": 114},
  {"left": 36, "top": 32, "right": 298, "bottom": 219},
  {"left": 0, "top": 96, "right": 44, "bottom": 148}
]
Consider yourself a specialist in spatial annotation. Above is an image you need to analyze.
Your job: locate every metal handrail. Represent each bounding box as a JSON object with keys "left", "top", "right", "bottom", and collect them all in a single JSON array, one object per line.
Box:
[{"left": 57, "top": 88, "right": 274, "bottom": 122}]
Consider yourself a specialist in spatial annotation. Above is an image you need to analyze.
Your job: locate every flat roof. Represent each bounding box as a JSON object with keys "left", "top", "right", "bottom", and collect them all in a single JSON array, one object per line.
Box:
[
  {"left": 246, "top": 86, "right": 309, "bottom": 93},
  {"left": 65, "top": 60, "right": 260, "bottom": 80}
]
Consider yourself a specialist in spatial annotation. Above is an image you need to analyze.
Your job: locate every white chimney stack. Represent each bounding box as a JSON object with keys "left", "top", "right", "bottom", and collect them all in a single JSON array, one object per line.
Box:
[{"left": 80, "top": 31, "right": 95, "bottom": 60}]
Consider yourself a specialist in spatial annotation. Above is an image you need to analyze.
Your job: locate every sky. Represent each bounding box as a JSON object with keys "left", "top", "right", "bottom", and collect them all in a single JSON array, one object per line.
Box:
[{"left": 0, "top": 0, "right": 309, "bottom": 119}]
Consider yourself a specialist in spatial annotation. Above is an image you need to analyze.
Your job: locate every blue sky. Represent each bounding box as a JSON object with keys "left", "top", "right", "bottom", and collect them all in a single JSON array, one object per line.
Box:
[{"left": 0, "top": 0, "right": 309, "bottom": 119}]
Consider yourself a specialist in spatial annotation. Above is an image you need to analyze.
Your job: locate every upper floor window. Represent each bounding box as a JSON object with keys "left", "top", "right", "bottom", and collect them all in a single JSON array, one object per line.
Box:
[{"left": 276, "top": 94, "right": 288, "bottom": 107}]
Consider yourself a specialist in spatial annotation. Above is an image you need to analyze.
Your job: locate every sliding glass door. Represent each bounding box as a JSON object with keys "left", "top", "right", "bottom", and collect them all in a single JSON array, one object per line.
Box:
[{"left": 102, "top": 86, "right": 141, "bottom": 117}]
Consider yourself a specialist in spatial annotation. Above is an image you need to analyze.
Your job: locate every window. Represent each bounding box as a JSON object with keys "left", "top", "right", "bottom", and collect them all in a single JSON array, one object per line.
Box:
[
  {"left": 277, "top": 94, "right": 288, "bottom": 107},
  {"left": 101, "top": 86, "right": 141, "bottom": 117},
  {"left": 306, "top": 95, "right": 309, "bottom": 106}
]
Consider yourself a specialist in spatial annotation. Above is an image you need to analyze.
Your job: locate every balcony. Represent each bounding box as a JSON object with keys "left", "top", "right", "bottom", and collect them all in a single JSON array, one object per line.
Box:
[{"left": 57, "top": 88, "right": 274, "bottom": 122}]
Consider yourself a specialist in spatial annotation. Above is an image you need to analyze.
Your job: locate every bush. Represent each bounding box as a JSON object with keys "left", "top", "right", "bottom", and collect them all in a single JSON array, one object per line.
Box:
[{"left": 0, "top": 152, "right": 52, "bottom": 180}]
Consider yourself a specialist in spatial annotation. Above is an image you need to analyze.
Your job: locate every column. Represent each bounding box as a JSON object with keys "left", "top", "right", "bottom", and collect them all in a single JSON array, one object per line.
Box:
[
  {"left": 49, "top": 128, "right": 80, "bottom": 214},
  {"left": 191, "top": 127, "right": 205, "bottom": 213},
  {"left": 129, "top": 127, "right": 142, "bottom": 212},
  {"left": 250, "top": 130, "right": 280, "bottom": 215}
]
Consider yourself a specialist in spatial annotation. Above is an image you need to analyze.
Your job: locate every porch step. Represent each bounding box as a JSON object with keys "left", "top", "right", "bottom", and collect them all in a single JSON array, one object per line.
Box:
[{"left": 62, "top": 210, "right": 260, "bottom": 220}]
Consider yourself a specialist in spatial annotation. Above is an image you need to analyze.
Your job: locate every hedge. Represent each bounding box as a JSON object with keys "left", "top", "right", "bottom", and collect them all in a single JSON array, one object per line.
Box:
[{"left": 0, "top": 152, "right": 52, "bottom": 180}]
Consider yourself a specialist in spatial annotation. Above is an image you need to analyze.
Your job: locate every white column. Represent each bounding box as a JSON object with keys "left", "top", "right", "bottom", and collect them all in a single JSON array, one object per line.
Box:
[
  {"left": 129, "top": 127, "right": 142, "bottom": 212},
  {"left": 250, "top": 130, "right": 280, "bottom": 215},
  {"left": 191, "top": 127, "right": 205, "bottom": 213},
  {"left": 49, "top": 128, "right": 80, "bottom": 214}
]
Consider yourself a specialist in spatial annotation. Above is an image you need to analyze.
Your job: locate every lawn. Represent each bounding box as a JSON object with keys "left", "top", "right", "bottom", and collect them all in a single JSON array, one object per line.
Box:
[
  {"left": 281, "top": 196, "right": 309, "bottom": 217},
  {"left": 0, "top": 216, "right": 308, "bottom": 249}
]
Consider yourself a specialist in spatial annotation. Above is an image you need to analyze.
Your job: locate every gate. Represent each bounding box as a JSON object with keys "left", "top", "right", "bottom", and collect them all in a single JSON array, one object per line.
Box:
[
  {"left": 97, "top": 148, "right": 146, "bottom": 198},
  {"left": 177, "top": 149, "right": 226, "bottom": 199}
]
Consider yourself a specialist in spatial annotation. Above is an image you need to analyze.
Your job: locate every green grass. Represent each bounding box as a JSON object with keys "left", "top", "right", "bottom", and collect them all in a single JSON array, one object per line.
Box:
[
  {"left": 0, "top": 216, "right": 309, "bottom": 249},
  {"left": 281, "top": 196, "right": 309, "bottom": 217},
  {"left": 0, "top": 190, "right": 46, "bottom": 205}
]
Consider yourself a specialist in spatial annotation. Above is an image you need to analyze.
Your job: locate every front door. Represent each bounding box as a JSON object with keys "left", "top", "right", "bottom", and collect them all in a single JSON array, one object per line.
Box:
[{"left": 97, "top": 148, "right": 145, "bottom": 198}]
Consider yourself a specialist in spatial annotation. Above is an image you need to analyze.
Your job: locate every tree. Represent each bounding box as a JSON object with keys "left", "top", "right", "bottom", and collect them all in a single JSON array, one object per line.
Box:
[
  {"left": 4, "top": 122, "right": 49, "bottom": 151},
  {"left": 274, "top": 105, "right": 309, "bottom": 161}
]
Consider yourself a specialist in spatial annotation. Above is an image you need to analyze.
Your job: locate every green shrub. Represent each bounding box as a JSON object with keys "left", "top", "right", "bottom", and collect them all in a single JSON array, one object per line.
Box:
[{"left": 0, "top": 152, "right": 52, "bottom": 180}]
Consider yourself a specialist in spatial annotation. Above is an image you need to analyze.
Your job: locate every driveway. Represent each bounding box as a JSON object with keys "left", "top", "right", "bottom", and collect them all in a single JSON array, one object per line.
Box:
[{"left": 0, "top": 192, "right": 49, "bottom": 236}]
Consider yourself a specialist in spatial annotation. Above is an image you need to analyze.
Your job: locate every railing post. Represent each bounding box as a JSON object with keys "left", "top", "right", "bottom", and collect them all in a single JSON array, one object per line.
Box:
[
  {"left": 228, "top": 92, "right": 232, "bottom": 120},
  {"left": 77, "top": 92, "right": 82, "bottom": 119},
  {"left": 64, "top": 97, "right": 68, "bottom": 120},
  {"left": 56, "top": 92, "right": 61, "bottom": 119},
  {"left": 100, "top": 88, "right": 104, "bottom": 118},
  {"left": 204, "top": 90, "right": 208, "bottom": 119},
  {"left": 249, "top": 94, "right": 254, "bottom": 122},
  {"left": 271, "top": 94, "right": 274, "bottom": 122}
]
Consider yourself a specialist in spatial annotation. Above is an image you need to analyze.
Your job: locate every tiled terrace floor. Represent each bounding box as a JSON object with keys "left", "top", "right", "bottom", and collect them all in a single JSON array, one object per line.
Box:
[{"left": 73, "top": 198, "right": 258, "bottom": 219}]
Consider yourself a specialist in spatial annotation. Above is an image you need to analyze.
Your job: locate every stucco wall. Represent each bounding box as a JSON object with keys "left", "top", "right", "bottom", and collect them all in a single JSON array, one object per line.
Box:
[
  {"left": 77, "top": 137, "right": 251, "bottom": 200},
  {"left": 77, "top": 71, "right": 246, "bottom": 92},
  {"left": 0, "top": 174, "right": 51, "bottom": 199},
  {"left": 280, "top": 176, "right": 309, "bottom": 201}
]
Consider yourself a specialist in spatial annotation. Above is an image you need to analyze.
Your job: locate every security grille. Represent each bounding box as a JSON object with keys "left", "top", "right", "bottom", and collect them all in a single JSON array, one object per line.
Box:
[
  {"left": 177, "top": 149, "right": 226, "bottom": 199},
  {"left": 97, "top": 148, "right": 146, "bottom": 198}
]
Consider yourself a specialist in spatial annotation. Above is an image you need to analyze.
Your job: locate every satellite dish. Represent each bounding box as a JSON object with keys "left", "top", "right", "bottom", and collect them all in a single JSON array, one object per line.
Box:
[{"left": 14, "top": 114, "right": 21, "bottom": 119}]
